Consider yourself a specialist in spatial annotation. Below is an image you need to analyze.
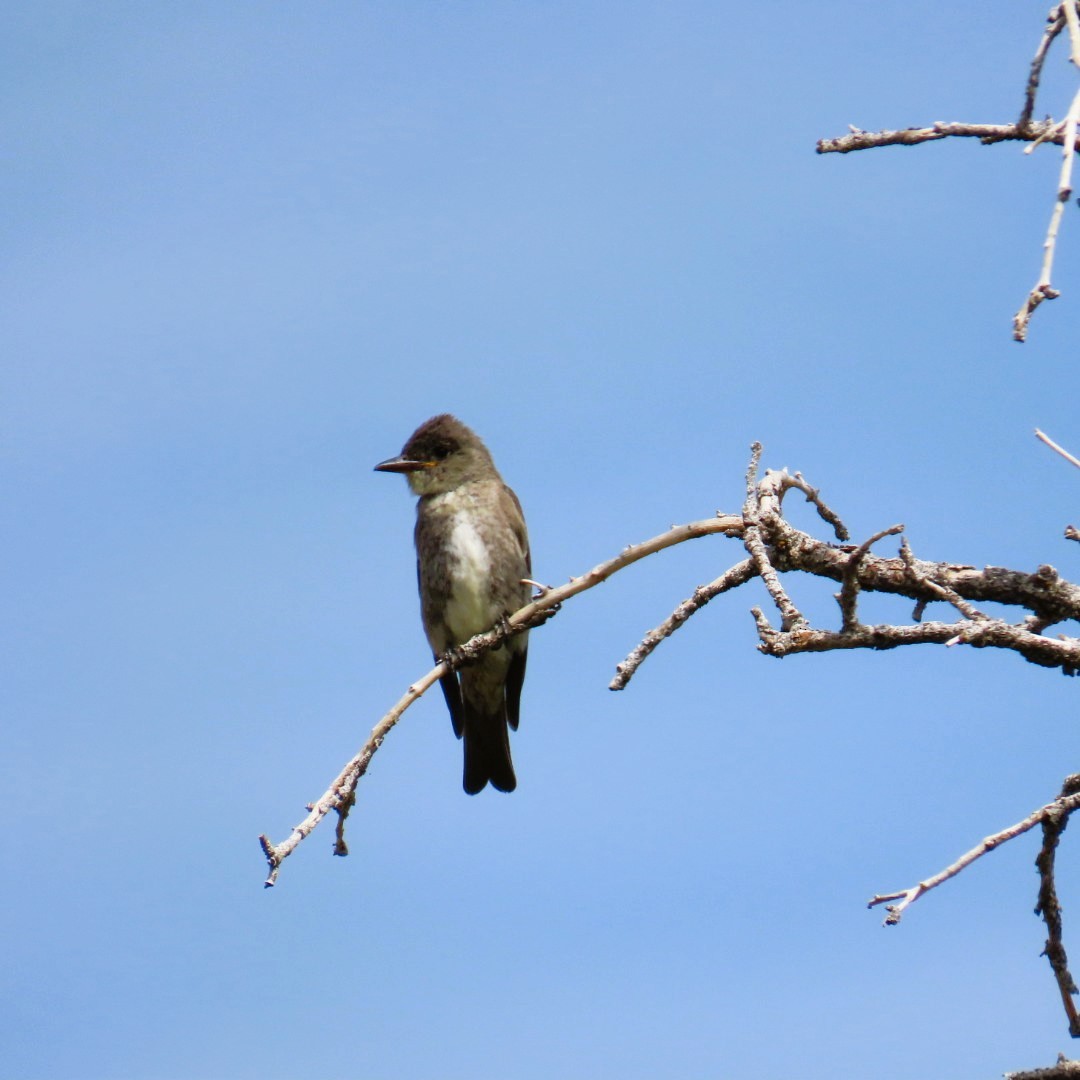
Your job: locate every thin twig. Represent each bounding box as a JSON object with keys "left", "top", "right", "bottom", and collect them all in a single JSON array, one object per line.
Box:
[
  {"left": 868, "top": 785, "right": 1080, "bottom": 926},
  {"left": 744, "top": 441, "right": 763, "bottom": 496},
  {"left": 1037, "top": 428, "right": 1080, "bottom": 471},
  {"left": 610, "top": 558, "right": 758, "bottom": 690},
  {"left": 837, "top": 524, "right": 904, "bottom": 631},
  {"left": 1021, "top": 7, "right": 1068, "bottom": 129},
  {"left": 260, "top": 657, "right": 451, "bottom": 886},
  {"left": 787, "top": 473, "right": 850, "bottom": 541},
  {"left": 1014, "top": 83, "right": 1080, "bottom": 341},
  {"left": 899, "top": 537, "right": 989, "bottom": 621},
  {"left": 1064, "top": 0, "right": 1080, "bottom": 68}
]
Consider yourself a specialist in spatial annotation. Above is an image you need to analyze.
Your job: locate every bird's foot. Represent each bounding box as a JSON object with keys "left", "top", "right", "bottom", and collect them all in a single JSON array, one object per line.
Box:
[
  {"left": 521, "top": 578, "right": 561, "bottom": 622},
  {"left": 522, "top": 577, "right": 554, "bottom": 599},
  {"left": 440, "top": 644, "right": 471, "bottom": 671}
]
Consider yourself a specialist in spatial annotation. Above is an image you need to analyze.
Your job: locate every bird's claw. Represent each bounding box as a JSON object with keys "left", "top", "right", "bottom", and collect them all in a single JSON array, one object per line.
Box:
[
  {"left": 522, "top": 578, "right": 553, "bottom": 598},
  {"left": 441, "top": 645, "right": 469, "bottom": 670}
]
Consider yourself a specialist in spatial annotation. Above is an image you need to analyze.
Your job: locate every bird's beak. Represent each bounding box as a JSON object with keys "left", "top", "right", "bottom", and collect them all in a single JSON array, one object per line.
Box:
[{"left": 374, "top": 455, "right": 431, "bottom": 474}]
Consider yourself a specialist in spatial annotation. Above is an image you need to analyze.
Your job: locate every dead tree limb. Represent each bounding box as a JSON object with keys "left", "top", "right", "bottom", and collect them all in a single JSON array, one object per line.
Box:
[
  {"left": 817, "top": 2, "right": 1080, "bottom": 341},
  {"left": 265, "top": 443, "right": 1080, "bottom": 886},
  {"left": 867, "top": 776, "right": 1080, "bottom": 1038}
]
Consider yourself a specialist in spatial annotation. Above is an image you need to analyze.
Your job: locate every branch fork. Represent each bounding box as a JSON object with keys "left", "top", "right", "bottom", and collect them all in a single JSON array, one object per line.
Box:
[{"left": 817, "top": 1, "right": 1080, "bottom": 340}]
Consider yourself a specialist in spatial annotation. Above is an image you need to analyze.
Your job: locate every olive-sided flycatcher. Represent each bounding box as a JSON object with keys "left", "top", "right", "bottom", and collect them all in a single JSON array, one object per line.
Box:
[{"left": 375, "top": 414, "right": 530, "bottom": 794}]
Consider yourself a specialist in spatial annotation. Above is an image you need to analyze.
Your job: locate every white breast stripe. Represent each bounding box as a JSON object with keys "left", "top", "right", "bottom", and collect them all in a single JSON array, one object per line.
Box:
[{"left": 445, "top": 511, "right": 495, "bottom": 641}]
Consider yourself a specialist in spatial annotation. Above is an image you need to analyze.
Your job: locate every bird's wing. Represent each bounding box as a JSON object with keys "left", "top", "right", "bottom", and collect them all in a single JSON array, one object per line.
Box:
[{"left": 502, "top": 483, "right": 531, "bottom": 574}]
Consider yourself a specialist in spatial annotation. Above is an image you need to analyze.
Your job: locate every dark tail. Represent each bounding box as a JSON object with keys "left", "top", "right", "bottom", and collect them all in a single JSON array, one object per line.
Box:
[{"left": 462, "top": 709, "right": 516, "bottom": 795}]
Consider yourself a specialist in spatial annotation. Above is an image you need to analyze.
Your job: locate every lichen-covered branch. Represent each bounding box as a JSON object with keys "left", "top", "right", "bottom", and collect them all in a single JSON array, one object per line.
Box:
[
  {"left": 615, "top": 453, "right": 1080, "bottom": 689},
  {"left": 1007, "top": 1058, "right": 1080, "bottom": 1080},
  {"left": 1037, "top": 774, "right": 1080, "bottom": 1037},
  {"left": 837, "top": 523, "right": 905, "bottom": 631},
  {"left": 817, "top": 119, "right": 1065, "bottom": 155}
]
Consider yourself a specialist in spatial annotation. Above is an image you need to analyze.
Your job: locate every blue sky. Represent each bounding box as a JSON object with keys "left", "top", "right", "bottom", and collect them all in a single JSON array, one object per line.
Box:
[{"left": 6, "top": 3, "right": 1080, "bottom": 1077}]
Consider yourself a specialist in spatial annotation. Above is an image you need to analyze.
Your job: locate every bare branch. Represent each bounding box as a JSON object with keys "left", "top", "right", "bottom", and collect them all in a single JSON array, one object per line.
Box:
[
  {"left": 1015, "top": 83, "right": 1080, "bottom": 341},
  {"left": 899, "top": 537, "right": 989, "bottom": 622},
  {"left": 1037, "top": 428, "right": 1080, "bottom": 471},
  {"left": 1020, "top": 7, "right": 1068, "bottom": 129},
  {"left": 613, "top": 449, "right": 1080, "bottom": 686},
  {"left": 867, "top": 782, "right": 1080, "bottom": 927},
  {"left": 1007, "top": 1057, "right": 1080, "bottom": 1080},
  {"left": 260, "top": 651, "right": 456, "bottom": 886},
  {"left": 744, "top": 473, "right": 806, "bottom": 632},
  {"left": 744, "top": 440, "right": 763, "bottom": 495},
  {"left": 610, "top": 558, "right": 758, "bottom": 690},
  {"left": 754, "top": 615, "right": 1080, "bottom": 671},
  {"left": 837, "top": 524, "right": 904, "bottom": 631},
  {"left": 766, "top": 532, "right": 1080, "bottom": 632},
  {"left": 1037, "top": 773, "right": 1080, "bottom": 1038},
  {"left": 1039, "top": 428, "right": 1080, "bottom": 542},
  {"left": 819, "top": 4, "right": 1080, "bottom": 340},
  {"left": 867, "top": 774, "right": 1080, "bottom": 1039},
  {"left": 786, "top": 472, "right": 850, "bottom": 541},
  {"left": 817, "top": 119, "right": 1065, "bottom": 155},
  {"left": 260, "top": 512, "right": 743, "bottom": 885},
  {"left": 1066, "top": 0, "right": 1080, "bottom": 68}
]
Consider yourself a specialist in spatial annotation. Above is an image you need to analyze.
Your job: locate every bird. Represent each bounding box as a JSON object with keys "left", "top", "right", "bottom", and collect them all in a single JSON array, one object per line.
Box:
[{"left": 375, "top": 414, "right": 530, "bottom": 794}]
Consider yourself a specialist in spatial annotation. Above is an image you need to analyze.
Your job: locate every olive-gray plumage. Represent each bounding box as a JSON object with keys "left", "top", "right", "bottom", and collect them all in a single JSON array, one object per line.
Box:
[{"left": 375, "top": 414, "right": 530, "bottom": 794}]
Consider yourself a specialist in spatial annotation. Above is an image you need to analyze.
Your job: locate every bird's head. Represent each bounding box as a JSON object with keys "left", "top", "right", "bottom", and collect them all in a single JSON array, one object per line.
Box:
[{"left": 375, "top": 414, "right": 496, "bottom": 496}]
